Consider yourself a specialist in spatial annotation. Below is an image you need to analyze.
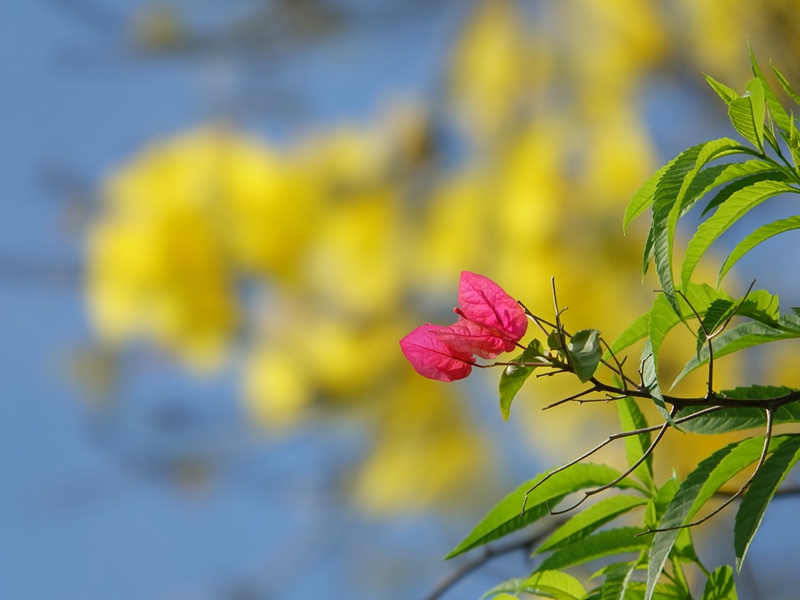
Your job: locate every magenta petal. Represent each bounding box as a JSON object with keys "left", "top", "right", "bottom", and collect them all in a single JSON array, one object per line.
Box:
[
  {"left": 457, "top": 271, "right": 527, "bottom": 343},
  {"left": 433, "top": 318, "right": 507, "bottom": 359},
  {"left": 399, "top": 324, "right": 475, "bottom": 382}
]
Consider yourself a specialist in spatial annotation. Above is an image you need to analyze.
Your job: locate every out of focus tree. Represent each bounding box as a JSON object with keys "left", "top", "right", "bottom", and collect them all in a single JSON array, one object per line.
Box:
[{"left": 59, "top": 0, "right": 800, "bottom": 595}]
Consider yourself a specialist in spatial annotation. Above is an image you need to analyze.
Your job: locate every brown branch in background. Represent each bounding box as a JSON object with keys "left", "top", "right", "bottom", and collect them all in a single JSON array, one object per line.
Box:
[{"left": 421, "top": 520, "right": 565, "bottom": 600}]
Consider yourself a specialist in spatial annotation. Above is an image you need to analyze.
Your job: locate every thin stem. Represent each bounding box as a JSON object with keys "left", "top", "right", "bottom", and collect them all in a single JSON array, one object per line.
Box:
[
  {"left": 520, "top": 407, "right": 725, "bottom": 515},
  {"left": 542, "top": 387, "right": 598, "bottom": 410},
  {"left": 551, "top": 278, "right": 573, "bottom": 374},
  {"left": 547, "top": 407, "right": 676, "bottom": 516},
  {"left": 600, "top": 337, "right": 638, "bottom": 389},
  {"left": 641, "top": 408, "right": 775, "bottom": 535},
  {"left": 709, "top": 279, "right": 756, "bottom": 340},
  {"left": 676, "top": 290, "right": 714, "bottom": 399}
]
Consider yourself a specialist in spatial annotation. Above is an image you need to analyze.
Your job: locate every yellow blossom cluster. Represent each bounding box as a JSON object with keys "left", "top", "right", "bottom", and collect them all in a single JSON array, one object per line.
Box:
[{"left": 86, "top": 0, "right": 800, "bottom": 514}]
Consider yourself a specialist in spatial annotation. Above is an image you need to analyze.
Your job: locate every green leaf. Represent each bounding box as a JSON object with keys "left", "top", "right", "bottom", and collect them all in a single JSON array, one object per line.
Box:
[
  {"left": 601, "top": 558, "right": 640, "bottom": 600},
  {"left": 567, "top": 329, "right": 602, "bottom": 383},
  {"left": 694, "top": 289, "right": 781, "bottom": 357},
  {"left": 700, "top": 170, "right": 789, "bottom": 217},
  {"left": 625, "top": 581, "right": 686, "bottom": 600},
  {"left": 625, "top": 159, "right": 676, "bottom": 233},
  {"left": 644, "top": 477, "right": 678, "bottom": 530},
  {"left": 718, "top": 216, "right": 800, "bottom": 285},
  {"left": 537, "top": 527, "right": 649, "bottom": 572},
  {"left": 673, "top": 528, "right": 702, "bottom": 566},
  {"left": 519, "top": 571, "right": 587, "bottom": 600},
  {"left": 548, "top": 330, "right": 565, "bottom": 351},
  {"left": 734, "top": 434, "right": 800, "bottom": 570},
  {"left": 618, "top": 397, "right": 655, "bottom": 492},
  {"left": 680, "top": 179, "right": 798, "bottom": 290},
  {"left": 727, "top": 78, "right": 765, "bottom": 151},
  {"left": 446, "top": 464, "right": 637, "bottom": 559},
  {"left": 735, "top": 288, "right": 781, "bottom": 326},
  {"left": 705, "top": 74, "right": 739, "bottom": 104},
  {"left": 675, "top": 386, "right": 800, "bottom": 434},
  {"left": 643, "top": 295, "right": 684, "bottom": 425},
  {"left": 641, "top": 340, "right": 671, "bottom": 426},
  {"left": 641, "top": 143, "right": 709, "bottom": 279},
  {"left": 649, "top": 139, "right": 743, "bottom": 311},
  {"left": 644, "top": 436, "right": 782, "bottom": 600},
  {"left": 482, "top": 572, "right": 587, "bottom": 600},
  {"left": 781, "top": 113, "right": 800, "bottom": 170},
  {"left": 772, "top": 63, "right": 800, "bottom": 105},
  {"left": 481, "top": 579, "right": 525, "bottom": 599},
  {"left": 680, "top": 160, "right": 779, "bottom": 218},
  {"left": 535, "top": 495, "right": 648, "bottom": 555},
  {"left": 602, "top": 310, "right": 650, "bottom": 361},
  {"left": 499, "top": 339, "right": 546, "bottom": 421},
  {"left": 749, "top": 46, "right": 792, "bottom": 132},
  {"left": 702, "top": 566, "right": 738, "bottom": 600},
  {"left": 673, "top": 316, "right": 800, "bottom": 387}
]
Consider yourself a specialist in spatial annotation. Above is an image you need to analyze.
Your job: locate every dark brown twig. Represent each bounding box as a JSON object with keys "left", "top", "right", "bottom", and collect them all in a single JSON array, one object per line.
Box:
[{"left": 546, "top": 406, "right": 677, "bottom": 516}]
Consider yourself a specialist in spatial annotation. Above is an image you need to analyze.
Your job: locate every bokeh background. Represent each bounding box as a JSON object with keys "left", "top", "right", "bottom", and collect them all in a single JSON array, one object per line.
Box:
[{"left": 5, "top": 1, "right": 800, "bottom": 598}]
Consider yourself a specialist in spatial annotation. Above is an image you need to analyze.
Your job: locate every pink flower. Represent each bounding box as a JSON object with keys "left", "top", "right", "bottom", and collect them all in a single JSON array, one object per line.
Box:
[
  {"left": 400, "top": 272, "right": 528, "bottom": 380},
  {"left": 399, "top": 324, "right": 475, "bottom": 382}
]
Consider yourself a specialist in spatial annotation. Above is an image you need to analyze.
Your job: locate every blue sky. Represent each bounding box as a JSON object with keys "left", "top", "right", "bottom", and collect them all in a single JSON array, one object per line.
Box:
[{"left": 3, "top": 2, "right": 800, "bottom": 599}]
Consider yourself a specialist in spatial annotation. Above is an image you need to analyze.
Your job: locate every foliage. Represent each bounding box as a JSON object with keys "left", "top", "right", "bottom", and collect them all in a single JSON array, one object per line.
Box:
[{"left": 404, "top": 52, "right": 800, "bottom": 598}]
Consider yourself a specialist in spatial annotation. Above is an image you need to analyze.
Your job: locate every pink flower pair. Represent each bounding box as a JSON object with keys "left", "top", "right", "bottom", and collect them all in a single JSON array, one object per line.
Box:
[{"left": 400, "top": 272, "right": 528, "bottom": 381}]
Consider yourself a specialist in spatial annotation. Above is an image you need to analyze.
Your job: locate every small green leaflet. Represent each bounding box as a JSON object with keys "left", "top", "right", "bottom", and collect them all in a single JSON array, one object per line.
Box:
[
  {"left": 680, "top": 179, "right": 798, "bottom": 291},
  {"left": 647, "top": 138, "right": 743, "bottom": 312},
  {"left": 735, "top": 434, "right": 800, "bottom": 571},
  {"left": 644, "top": 478, "right": 678, "bottom": 531},
  {"left": 536, "top": 527, "right": 649, "bottom": 572},
  {"left": 639, "top": 142, "right": 708, "bottom": 278},
  {"left": 481, "top": 579, "right": 525, "bottom": 599},
  {"left": 682, "top": 161, "right": 778, "bottom": 218},
  {"left": 446, "top": 463, "right": 638, "bottom": 559},
  {"left": 694, "top": 289, "right": 780, "bottom": 357},
  {"left": 535, "top": 495, "right": 648, "bottom": 555},
  {"left": 673, "top": 316, "right": 800, "bottom": 388},
  {"left": 601, "top": 557, "right": 640, "bottom": 600},
  {"left": 727, "top": 78, "right": 765, "bottom": 151},
  {"left": 701, "top": 566, "right": 738, "bottom": 600},
  {"left": 772, "top": 63, "right": 800, "bottom": 105},
  {"left": 481, "top": 571, "right": 587, "bottom": 600},
  {"left": 567, "top": 329, "right": 602, "bottom": 383},
  {"left": 624, "top": 159, "right": 676, "bottom": 233},
  {"left": 718, "top": 216, "right": 800, "bottom": 285},
  {"left": 498, "top": 339, "right": 545, "bottom": 421},
  {"left": 700, "top": 170, "right": 788, "bottom": 217},
  {"left": 705, "top": 74, "right": 738, "bottom": 104},
  {"left": 749, "top": 46, "right": 792, "bottom": 132},
  {"left": 618, "top": 397, "right": 655, "bottom": 492},
  {"left": 643, "top": 295, "right": 683, "bottom": 425},
  {"left": 641, "top": 340, "right": 671, "bottom": 426},
  {"left": 658, "top": 139, "right": 745, "bottom": 312}
]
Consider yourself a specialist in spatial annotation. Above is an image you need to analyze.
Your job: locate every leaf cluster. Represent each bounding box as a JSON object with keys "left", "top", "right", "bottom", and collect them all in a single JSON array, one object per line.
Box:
[{"left": 436, "top": 51, "right": 800, "bottom": 600}]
